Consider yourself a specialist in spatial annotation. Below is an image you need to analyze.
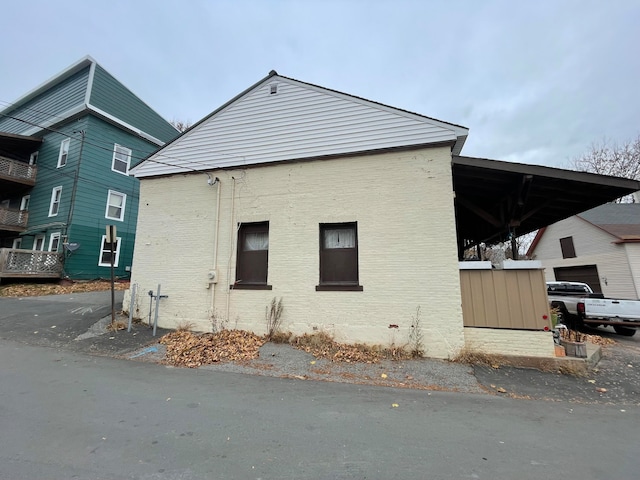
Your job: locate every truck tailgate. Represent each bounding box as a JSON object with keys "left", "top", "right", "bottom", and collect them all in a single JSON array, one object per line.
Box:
[{"left": 584, "top": 298, "right": 640, "bottom": 321}]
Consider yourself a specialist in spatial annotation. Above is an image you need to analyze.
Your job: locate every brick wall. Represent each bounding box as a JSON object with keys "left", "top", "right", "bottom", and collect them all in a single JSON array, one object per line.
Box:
[
  {"left": 463, "top": 328, "right": 556, "bottom": 357},
  {"left": 125, "top": 146, "right": 465, "bottom": 359}
]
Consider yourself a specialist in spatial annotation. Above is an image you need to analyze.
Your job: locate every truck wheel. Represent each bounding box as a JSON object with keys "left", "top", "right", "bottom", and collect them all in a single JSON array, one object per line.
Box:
[{"left": 613, "top": 326, "right": 637, "bottom": 337}]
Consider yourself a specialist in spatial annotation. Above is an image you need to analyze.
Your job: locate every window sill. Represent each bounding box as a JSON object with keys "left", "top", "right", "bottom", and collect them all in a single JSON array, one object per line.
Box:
[
  {"left": 230, "top": 284, "right": 272, "bottom": 290},
  {"left": 316, "top": 284, "right": 363, "bottom": 292}
]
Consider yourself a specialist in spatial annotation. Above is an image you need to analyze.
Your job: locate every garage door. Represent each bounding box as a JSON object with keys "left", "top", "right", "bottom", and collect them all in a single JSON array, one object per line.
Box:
[{"left": 554, "top": 265, "right": 602, "bottom": 293}]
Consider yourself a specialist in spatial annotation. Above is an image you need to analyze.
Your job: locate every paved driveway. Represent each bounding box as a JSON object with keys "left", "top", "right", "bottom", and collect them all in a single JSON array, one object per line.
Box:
[{"left": 0, "top": 291, "right": 164, "bottom": 355}]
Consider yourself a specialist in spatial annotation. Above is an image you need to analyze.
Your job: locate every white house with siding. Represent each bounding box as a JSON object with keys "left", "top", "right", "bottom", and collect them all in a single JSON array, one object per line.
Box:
[{"left": 528, "top": 203, "right": 640, "bottom": 300}]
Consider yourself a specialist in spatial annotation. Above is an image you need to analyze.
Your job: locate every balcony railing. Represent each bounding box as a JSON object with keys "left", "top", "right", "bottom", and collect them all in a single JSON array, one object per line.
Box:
[
  {"left": 0, "top": 248, "right": 64, "bottom": 279},
  {"left": 0, "top": 156, "right": 37, "bottom": 185},
  {"left": 0, "top": 207, "right": 29, "bottom": 232}
]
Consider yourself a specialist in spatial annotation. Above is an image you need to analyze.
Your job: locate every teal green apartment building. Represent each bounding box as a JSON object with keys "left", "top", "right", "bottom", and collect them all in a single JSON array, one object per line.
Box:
[{"left": 0, "top": 56, "right": 178, "bottom": 280}]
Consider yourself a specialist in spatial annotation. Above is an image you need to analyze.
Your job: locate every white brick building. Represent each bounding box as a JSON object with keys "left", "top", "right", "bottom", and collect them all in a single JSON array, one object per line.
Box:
[{"left": 126, "top": 72, "right": 640, "bottom": 359}]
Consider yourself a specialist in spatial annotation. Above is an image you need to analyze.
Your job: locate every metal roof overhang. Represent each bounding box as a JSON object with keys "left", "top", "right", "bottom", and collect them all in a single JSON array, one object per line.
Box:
[{"left": 452, "top": 155, "right": 640, "bottom": 253}]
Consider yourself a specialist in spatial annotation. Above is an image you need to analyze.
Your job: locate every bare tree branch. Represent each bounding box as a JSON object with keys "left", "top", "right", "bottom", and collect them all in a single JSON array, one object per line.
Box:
[
  {"left": 170, "top": 119, "right": 192, "bottom": 132},
  {"left": 571, "top": 134, "right": 640, "bottom": 202}
]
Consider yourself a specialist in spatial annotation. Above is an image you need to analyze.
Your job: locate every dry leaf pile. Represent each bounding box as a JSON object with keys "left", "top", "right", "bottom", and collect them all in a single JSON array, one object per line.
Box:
[
  {"left": 583, "top": 333, "right": 616, "bottom": 346},
  {"left": 0, "top": 280, "right": 128, "bottom": 297},
  {"left": 159, "top": 330, "right": 265, "bottom": 368},
  {"left": 291, "top": 332, "right": 410, "bottom": 363}
]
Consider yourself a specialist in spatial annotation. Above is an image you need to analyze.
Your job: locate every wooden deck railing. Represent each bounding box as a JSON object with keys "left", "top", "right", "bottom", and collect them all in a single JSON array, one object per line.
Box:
[
  {"left": 0, "top": 207, "right": 29, "bottom": 231},
  {"left": 0, "top": 156, "right": 37, "bottom": 185},
  {"left": 0, "top": 248, "right": 64, "bottom": 279}
]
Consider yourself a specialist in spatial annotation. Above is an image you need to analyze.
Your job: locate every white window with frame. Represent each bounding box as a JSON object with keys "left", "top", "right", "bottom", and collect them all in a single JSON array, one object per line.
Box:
[
  {"left": 18, "top": 195, "right": 30, "bottom": 225},
  {"left": 12, "top": 238, "right": 22, "bottom": 249},
  {"left": 98, "top": 235, "right": 121, "bottom": 267},
  {"left": 48, "top": 186, "right": 62, "bottom": 217},
  {"left": 20, "top": 195, "right": 30, "bottom": 211},
  {"left": 29, "top": 151, "right": 38, "bottom": 165},
  {"left": 57, "top": 138, "right": 70, "bottom": 168},
  {"left": 48, "top": 232, "right": 61, "bottom": 252},
  {"left": 105, "top": 190, "right": 127, "bottom": 221},
  {"left": 111, "top": 144, "right": 132, "bottom": 175},
  {"left": 33, "top": 234, "right": 45, "bottom": 251}
]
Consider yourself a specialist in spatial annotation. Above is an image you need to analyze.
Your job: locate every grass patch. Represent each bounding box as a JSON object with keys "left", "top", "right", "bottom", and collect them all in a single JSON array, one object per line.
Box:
[
  {"left": 290, "top": 331, "right": 412, "bottom": 363},
  {"left": 452, "top": 345, "right": 505, "bottom": 368}
]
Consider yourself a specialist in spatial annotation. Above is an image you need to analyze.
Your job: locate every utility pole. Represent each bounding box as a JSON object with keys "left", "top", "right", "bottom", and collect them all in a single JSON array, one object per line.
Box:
[{"left": 106, "top": 225, "right": 116, "bottom": 327}]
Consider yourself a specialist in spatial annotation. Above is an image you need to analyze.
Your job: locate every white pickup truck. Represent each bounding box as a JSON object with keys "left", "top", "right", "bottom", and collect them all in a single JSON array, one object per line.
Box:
[{"left": 547, "top": 281, "right": 640, "bottom": 337}]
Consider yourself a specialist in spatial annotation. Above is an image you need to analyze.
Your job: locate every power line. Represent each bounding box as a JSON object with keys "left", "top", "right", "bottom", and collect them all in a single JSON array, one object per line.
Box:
[{"left": 0, "top": 100, "right": 247, "bottom": 173}]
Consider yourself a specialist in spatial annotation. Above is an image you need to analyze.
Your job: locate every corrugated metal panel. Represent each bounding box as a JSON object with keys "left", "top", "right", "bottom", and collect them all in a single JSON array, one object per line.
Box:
[
  {"left": 0, "top": 68, "right": 89, "bottom": 135},
  {"left": 460, "top": 269, "right": 550, "bottom": 330},
  {"left": 89, "top": 65, "right": 177, "bottom": 144},
  {"left": 133, "top": 77, "right": 464, "bottom": 177}
]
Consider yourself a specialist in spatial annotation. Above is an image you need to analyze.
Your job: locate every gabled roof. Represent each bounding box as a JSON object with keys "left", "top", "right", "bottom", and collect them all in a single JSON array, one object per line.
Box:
[
  {"left": 0, "top": 56, "right": 176, "bottom": 146},
  {"left": 527, "top": 202, "right": 640, "bottom": 256},
  {"left": 578, "top": 203, "right": 640, "bottom": 242},
  {"left": 131, "top": 71, "right": 469, "bottom": 177}
]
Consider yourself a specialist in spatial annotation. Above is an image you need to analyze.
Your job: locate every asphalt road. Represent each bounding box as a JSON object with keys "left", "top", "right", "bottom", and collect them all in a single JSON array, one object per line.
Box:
[
  {"left": 1, "top": 339, "right": 639, "bottom": 480},
  {"left": 0, "top": 291, "right": 167, "bottom": 355},
  {"left": 0, "top": 291, "right": 125, "bottom": 347}
]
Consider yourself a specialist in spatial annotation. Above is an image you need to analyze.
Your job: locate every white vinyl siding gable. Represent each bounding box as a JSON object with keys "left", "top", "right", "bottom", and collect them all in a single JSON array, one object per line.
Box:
[
  {"left": 533, "top": 216, "right": 638, "bottom": 299},
  {"left": 533, "top": 216, "right": 619, "bottom": 259},
  {"left": 48, "top": 186, "right": 62, "bottom": 217},
  {"left": 624, "top": 243, "right": 640, "bottom": 299},
  {"left": 112, "top": 144, "right": 131, "bottom": 175},
  {"left": 57, "top": 138, "right": 70, "bottom": 167},
  {"left": 105, "top": 190, "right": 126, "bottom": 221},
  {"left": 133, "top": 76, "right": 467, "bottom": 177}
]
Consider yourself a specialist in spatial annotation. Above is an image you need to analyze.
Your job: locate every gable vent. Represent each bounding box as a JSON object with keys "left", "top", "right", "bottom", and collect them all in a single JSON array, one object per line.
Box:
[{"left": 269, "top": 84, "right": 278, "bottom": 95}]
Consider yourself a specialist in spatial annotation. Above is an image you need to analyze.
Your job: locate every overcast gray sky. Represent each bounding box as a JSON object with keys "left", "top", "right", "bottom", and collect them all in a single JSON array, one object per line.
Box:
[{"left": 2, "top": 0, "right": 638, "bottom": 168}]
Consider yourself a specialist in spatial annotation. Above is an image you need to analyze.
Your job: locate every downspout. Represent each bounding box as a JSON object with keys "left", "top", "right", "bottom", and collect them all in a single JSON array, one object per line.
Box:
[
  {"left": 209, "top": 176, "right": 221, "bottom": 328},
  {"left": 225, "top": 176, "right": 237, "bottom": 323}
]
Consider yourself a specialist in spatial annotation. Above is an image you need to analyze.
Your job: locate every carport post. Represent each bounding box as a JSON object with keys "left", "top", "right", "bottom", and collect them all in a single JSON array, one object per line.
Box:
[{"left": 511, "top": 231, "right": 518, "bottom": 260}]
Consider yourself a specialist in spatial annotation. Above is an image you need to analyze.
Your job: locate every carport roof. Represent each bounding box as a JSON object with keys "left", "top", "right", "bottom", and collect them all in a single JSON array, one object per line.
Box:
[{"left": 452, "top": 155, "right": 640, "bottom": 250}]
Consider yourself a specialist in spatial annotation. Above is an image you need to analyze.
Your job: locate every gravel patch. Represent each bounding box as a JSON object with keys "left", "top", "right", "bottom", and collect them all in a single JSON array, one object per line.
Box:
[
  {"left": 124, "top": 326, "right": 640, "bottom": 402},
  {"left": 130, "top": 341, "right": 485, "bottom": 394}
]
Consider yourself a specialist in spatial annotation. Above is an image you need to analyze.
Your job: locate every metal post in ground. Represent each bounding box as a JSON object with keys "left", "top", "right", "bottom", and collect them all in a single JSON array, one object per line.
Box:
[
  {"left": 127, "top": 283, "right": 137, "bottom": 333},
  {"left": 153, "top": 284, "right": 161, "bottom": 337}
]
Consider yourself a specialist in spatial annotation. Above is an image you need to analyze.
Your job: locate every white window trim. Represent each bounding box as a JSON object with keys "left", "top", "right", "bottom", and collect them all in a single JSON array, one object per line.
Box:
[
  {"left": 12, "top": 238, "right": 22, "bottom": 249},
  {"left": 98, "top": 235, "right": 122, "bottom": 267},
  {"left": 29, "top": 151, "right": 38, "bottom": 165},
  {"left": 20, "top": 195, "right": 30, "bottom": 211},
  {"left": 57, "top": 138, "right": 70, "bottom": 168},
  {"left": 111, "top": 144, "right": 132, "bottom": 175},
  {"left": 48, "top": 186, "right": 62, "bottom": 217},
  {"left": 48, "top": 232, "right": 61, "bottom": 252},
  {"left": 33, "top": 234, "right": 45, "bottom": 251},
  {"left": 105, "top": 190, "right": 127, "bottom": 221}
]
